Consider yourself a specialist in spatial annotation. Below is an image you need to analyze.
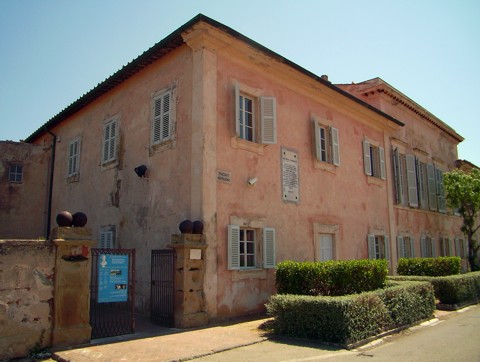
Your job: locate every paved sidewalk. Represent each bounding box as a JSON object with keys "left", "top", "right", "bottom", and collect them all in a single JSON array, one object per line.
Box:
[
  {"left": 52, "top": 309, "right": 456, "bottom": 362},
  {"left": 52, "top": 317, "right": 270, "bottom": 362}
]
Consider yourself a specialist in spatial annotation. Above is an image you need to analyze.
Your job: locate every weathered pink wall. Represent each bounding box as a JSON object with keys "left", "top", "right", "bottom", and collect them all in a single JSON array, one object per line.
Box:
[{"left": 0, "top": 141, "right": 49, "bottom": 239}]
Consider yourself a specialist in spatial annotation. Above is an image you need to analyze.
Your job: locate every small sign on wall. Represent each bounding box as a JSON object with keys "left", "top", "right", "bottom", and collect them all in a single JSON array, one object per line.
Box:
[
  {"left": 281, "top": 148, "right": 300, "bottom": 203},
  {"left": 217, "top": 170, "right": 232, "bottom": 184},
  {"left": 190, "top": 249, "right": 202, "bottom": 260},
  {"left": 98, "top": 254, "right": 129, "bottom": 303}
]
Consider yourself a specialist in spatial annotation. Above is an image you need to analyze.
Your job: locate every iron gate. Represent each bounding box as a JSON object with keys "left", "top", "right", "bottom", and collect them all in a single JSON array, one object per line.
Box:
[
  {"left": 90, "top": 248, "right": 136, "bottom": 339},
  {"left": 151, "top": 249, "right": 175, "bottom": 327}
]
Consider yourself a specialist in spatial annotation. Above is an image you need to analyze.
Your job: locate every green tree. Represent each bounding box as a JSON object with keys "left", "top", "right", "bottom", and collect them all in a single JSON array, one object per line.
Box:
[{"left": 444, "top": 168, "right": 480, "bottom": 271}]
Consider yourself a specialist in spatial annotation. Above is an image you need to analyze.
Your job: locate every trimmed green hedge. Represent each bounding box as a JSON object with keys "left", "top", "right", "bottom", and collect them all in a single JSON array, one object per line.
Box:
[
  {"left": 266, "top": 281, "right": 434, "bottom": 344},
  {"left": 390, "top": 271, "right": 480, "bottom": 306},
  {"left": 275, "top": 259, "right": 388, "bottom": 296},
  {"left": 397, "top": 257, "right": 461, "bottom": 276}
]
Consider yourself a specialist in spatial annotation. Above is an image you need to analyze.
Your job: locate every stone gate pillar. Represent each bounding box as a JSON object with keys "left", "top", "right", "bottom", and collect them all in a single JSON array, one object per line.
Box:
[
  {"left": 50, "top": 227, "right": 93, "bottom": 347},
  {"left": 169, "top": 234, "right": 208, "bottom": 328}
]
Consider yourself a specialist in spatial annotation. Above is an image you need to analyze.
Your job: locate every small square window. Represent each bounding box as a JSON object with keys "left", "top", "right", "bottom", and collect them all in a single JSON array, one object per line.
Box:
[{"left": 9, "top": 164, "right": 23, "bottom": 183}]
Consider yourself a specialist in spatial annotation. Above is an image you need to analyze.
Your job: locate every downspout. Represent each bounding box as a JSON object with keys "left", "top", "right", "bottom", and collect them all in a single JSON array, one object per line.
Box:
[{"left": 45, "top": 127, "right": 57, "bottom": 239}]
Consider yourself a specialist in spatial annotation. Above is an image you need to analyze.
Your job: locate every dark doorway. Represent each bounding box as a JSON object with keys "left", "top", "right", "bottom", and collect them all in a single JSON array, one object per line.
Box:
[{"left": 151, "top": 249, "right": 175, "bottom": 327}]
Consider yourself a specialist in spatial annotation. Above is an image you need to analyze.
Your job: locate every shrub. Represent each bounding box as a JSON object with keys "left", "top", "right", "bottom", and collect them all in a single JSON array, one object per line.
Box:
[
  {"left": 397, "top": 257, "right": 461, "bottom": 276},
  {"left": 389, "top": 271, "right": 480, "bottom": 306},
  {"left": 266, "top": 281, "right": 434, "bottom": 345},
  {"left": 275, "top": 259, "right": 388, "bottom": 296}
]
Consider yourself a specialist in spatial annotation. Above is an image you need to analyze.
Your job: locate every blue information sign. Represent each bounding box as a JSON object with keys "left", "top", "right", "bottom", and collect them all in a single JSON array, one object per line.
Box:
[{"left": 98, "top": 254, "right": 129, "bottom": 303}]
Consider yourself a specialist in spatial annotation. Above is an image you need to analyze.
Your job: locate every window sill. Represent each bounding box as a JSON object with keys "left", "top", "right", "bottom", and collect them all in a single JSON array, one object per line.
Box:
[
  {"left": 66, "top": 174, "right": 80, "bottom": 183},
  {"left": 101, "top": 159, "right": 118, "bottom": 171},
  {"left": 231, "top": 137, "right": 264, "bottom": 155},
  {"left": 232, "top": 268, "right": 267, "bottom": 281},
  {"left": 366, "top": 176, "right": 385, "bottom": 186},
  {"left": 150, "top": 138, "right": 176, "bottom": 155},
  {"left": 314, "top": 160, "right": 336, "bottom": 173}
]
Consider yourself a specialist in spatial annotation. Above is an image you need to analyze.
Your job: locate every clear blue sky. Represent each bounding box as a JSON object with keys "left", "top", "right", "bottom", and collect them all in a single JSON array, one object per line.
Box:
[{"left": 1, "top": 0, "right": 479, "bottom": 166}]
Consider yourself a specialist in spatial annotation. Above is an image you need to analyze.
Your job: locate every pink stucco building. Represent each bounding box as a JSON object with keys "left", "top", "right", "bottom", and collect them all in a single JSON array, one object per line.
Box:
[{"left": 8, "top": 14, "right": 468, "bottom": 321}]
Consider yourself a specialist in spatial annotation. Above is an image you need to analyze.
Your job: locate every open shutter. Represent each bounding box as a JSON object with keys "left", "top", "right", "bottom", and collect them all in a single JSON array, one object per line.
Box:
[
  {"left": 431, "top": 238, "right": 436, "bottom": 257},
  {"left": 427, "top": 164, "right": 437, "bottom": 211},
  {"left": 384, "top": 235, "right": 390, "bottom": 260},
  {"left": 397, "top": 236, "right": 405, "bottom": 259},
  {"left": 263, "top": 228, "right": 276, "bottom": 268},
  {"left": 363, "top": 141, "right": 372, "bottom": 176},
  {"left": 314, "top": 121, "right": 321, "bottom": 161},
  {"left": 448, "top": 238, "right": 454, "bottom": 256},
  {"left": 330, "top": 127, "right": 340, "bottom": 166},
  {"left": 393, "top": 149, "right": 403, "bottom": 204},
  {"left": 406, "top": 155, "right": 418, "bottom": 207},
  {"left": 463, "top": 239, "right": 469, "bottom": 258},
  {"left": 234, "top": 82, "right": 240, "bottom": 137},
  {"left": 436, "top": 169, "right": 446, "bottom": 213},
  {"left": 260, "top": 97, "right": 276, "bottom": 144},
  {"left": 455, "top": 238, "right": 461, "bottom": 257},
  {"left": 379, "top": 147, "right": 386, "bottom": 179},
  {"left": 368, "top": 234, "right": 376, "bottom": 259},
  {"left": 228, "top": 225, "right": 240, "bottom": 270}
]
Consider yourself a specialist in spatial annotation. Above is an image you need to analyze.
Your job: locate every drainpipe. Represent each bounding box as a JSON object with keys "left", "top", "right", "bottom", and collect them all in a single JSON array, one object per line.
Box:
[{"left": 45, "top": 127, "right": 57, "bottom": 239}]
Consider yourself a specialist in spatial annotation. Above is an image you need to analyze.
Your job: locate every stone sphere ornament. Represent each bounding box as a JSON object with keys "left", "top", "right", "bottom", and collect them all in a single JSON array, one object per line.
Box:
[
  {"left": 72, "top": 212, "right": 88, "bottom": 227},
  {"left": 56, "top": 211, "right": 73, "bottom": 227},
  {"left": 179, "top": 219, "right": 193, "bottom": 234},
  {"left": 193, "top": 220, "right": 204, "bottom": 234}
]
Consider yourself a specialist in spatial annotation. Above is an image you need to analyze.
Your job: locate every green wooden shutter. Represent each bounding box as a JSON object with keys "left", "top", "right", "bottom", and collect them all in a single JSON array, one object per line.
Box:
[
  {"left": 427, "top": 164, "right": 437, "bottom": 211},
  {"left": 397, "top": 236, "right": 405, "bottom": 259},
  {"left": 406, "top": 154, "right": 418, "bottom": 207},
  {"left": 384, "top": 235, "right": 390, "bottom": 260},
  {"left": 363, "top": 141, "right": 372, "bottom": 176},
  {"left": 368, "top": 234, "right": 376, "bottom": 259},
  {"left": 331, "top": 127, "right": 340, "bottom": 166},
  {"left": 263, "top": 228, "right": 276, "bottom": 268},
  {"left": 420, "top": 236, "right": 426, "bottom": 257},
  {"left": 260, "top": 97, "right": 276, "bottom": 144},
  {"left": 379, "top": 147, "right": 386, "bottom": 179},
  {"left": 228, "top": 225, "right": 240, "bottom": 270}
]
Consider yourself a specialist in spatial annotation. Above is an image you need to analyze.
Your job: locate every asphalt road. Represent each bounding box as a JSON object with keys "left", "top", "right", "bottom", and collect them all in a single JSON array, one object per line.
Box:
[{"left": 189, "top": 305, "right": 480, "bottom": 362}]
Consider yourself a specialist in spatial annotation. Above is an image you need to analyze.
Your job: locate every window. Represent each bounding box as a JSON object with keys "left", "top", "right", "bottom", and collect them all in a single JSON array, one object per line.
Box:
[
  {"left": 8, "top": 164, "right": 23, "bottom": 183},
  {"left": 152, "top": 89, "right": 175, "bottom": 145},
  {"left": 67, "top": 137, "right": 81, "bottom": 176},
  {"left": 435, "top": 168, "right": 446, "bottom": 213},
  {"left": 228, "top": 224, "right": 275, "bottom": 270},
  {"left": 315, "top": 233, "right": 334, "bottom": 261},
  {"left": 421, "top": 235, "right": 435, "bottom": 257},
  {"left": 234, "top": 82, "right": 276, "bottom": 144},
  {"left": 314, "top": 122, "right": 340, "bottom": 166},
  {"left": 99, "top": 226, "right": 115, "bottom": 249},
  {"left": 455, "top": 237, "right": 468, "bottom": 258},
  {"left": 416, "top": 161, "right": 429, "bottom": 210},
  {"left": 368, "top": 234, "right": 390, "bottom": 260},
  {"left": 397, "top": 236, "right": 415, "bottom": 258},
  {"left": 439, "top": 237, "right": 453, "bottom": 257},
  {"left": 363, "top": 141, "right": 385, "bottom": 179},
  {"left": 102, "top": 119, "right": 118, "bottom": 163}
]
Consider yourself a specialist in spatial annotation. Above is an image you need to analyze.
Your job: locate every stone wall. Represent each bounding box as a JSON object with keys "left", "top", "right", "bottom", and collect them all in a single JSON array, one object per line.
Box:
[{"left": 0, "top": 240, "right": 55, "bottom": 360}]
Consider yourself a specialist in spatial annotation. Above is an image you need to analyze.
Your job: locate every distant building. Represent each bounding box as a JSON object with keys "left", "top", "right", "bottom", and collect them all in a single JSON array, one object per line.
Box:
[{"left": 1, "top": 14, "right": 470, "bottom": 321}]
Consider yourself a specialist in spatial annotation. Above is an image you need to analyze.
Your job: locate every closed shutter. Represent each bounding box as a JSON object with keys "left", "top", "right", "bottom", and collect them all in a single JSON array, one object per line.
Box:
[
  {"left": 330, "top": 127, "right": 340, "bottom": 166},
  {"left": 379, "top": 147, "right": 386, "bottom": 179},
  {"left": 260, "top": 97, "right": 276, "bottom": 144},
  {"left": 103, "top": 121, "right": 117, "bottom": 163},
  {"left": 368, "top": 234, "right": 376, "bottom": 259},
  {"left": 397, "top": 236, "right": 405, "bottom": 259},
  {"left": 406, "top": 154, "right": 419, "bottom": 207},
  {"left": 455, "top": 238, "right": 461, "bottom": 257},
  {"left": 363, "top": 141, "right": 372, "bottom": 176},
  {"left": 463, "top": 239, "right": 469, "bottom": 258},
  {"left": 228, "top": 225, "right": 240, "bottom": 270},
  {"left": 427, "top": 164, "right": 437, "bottom": 211},
  {"left": 421, "top": 236, "right": 426, "bottom": 257},
  {"left": 152, "top": 91, "right": 172, "bottom": 144},
  {"left": 431, "top": 238, "right": 436, "bottom": 257},
  {"left": 263, "top": 228, "right": 276, "bottom": 268},
  {"left": 410, "top": 237, "right": 415, "bottom": 257}
]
